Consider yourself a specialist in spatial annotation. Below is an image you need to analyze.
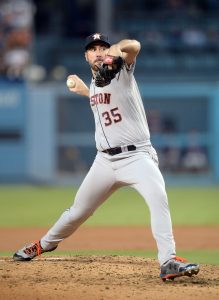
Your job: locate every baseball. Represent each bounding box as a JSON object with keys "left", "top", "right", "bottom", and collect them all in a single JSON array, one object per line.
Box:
[{"left": 66, "top": 78, "right": 76, "bottom": 88}]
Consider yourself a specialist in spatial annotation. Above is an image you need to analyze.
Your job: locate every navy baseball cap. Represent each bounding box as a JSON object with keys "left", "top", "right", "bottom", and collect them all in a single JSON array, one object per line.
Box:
[{"left": 85, "top": 33, "right": 110, "bottom": 50}]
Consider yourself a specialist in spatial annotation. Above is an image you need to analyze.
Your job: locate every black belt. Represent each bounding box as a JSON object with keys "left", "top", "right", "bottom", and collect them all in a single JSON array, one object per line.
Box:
[{"left": 102, "top": 145, "right": 136, "bottom": 156}]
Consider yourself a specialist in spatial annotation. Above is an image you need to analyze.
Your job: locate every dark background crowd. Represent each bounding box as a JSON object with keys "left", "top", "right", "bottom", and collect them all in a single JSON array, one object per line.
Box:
[
  {"left": 1, "top": 0, "right": 219, "bottom": 81},
  {"left": 0, "top": 0, "right": 217, "bottom": 176}
]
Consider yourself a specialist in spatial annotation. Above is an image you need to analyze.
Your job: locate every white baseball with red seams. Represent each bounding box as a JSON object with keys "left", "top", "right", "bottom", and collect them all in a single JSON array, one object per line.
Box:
[
  {"left": 66, "top": 78, "right": 76, "bottom": 88},
  {"left": 40, "top": 62, "right": 176, "bottom": 266}
]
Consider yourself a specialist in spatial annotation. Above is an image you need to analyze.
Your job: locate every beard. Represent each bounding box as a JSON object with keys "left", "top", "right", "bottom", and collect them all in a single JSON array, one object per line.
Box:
[{"left": 90, "top": 59, "right": 103, "bottom": 72}]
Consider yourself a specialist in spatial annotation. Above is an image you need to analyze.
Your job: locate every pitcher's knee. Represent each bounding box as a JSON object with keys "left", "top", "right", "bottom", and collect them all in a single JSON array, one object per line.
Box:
[
  {"left": 152, "top": 188, "right": 168, "bottom": 203},
  {"left": 147, "top": 189, "right": 169, "bottom": 214},
  {"left": 68, "top": 207, "right": 93, "bottom": 224}
]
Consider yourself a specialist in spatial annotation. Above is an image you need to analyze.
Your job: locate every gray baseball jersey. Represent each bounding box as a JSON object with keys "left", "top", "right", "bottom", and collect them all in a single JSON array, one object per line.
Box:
[
  {"left": 89, "top": 63, "right": 151, "bottom": 151},
  {"left": 15, "top": 36, "right": 194, "bottom": 272},
  {"left": 40, "top": 61, "right": 176, "bottom": 267}
]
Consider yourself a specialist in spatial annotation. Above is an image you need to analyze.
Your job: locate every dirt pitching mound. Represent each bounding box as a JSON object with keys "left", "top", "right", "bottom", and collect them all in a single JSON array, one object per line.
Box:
[{"left": 1, "top": 255, "right": 219, "bottom": 300}]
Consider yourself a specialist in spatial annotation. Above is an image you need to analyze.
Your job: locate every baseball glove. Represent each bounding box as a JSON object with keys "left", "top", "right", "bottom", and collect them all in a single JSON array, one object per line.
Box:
[{"left": 95, "top": 55, "right": 124, "bottom": 87}]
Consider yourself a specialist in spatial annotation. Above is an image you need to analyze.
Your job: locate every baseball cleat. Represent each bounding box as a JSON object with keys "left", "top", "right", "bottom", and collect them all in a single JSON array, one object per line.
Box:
[
  {"left": 13, "top": 241, "right": 57, "bottom": 261},
  {"left": 160, "top": 256, "right": 200, "bottom": 281}
]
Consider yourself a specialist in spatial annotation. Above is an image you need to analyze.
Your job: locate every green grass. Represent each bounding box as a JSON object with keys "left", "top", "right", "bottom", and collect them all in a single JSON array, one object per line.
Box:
[
  {"left": 0, "top": 185, "right": 218, "bottom": 265},
  {"left": 0, "top": 185, "right": 218, "bottom": 227}
]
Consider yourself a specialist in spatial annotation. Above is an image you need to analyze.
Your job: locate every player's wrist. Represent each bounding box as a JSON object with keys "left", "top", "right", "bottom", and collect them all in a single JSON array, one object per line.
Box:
[{"left": 107, "top": 44, "right": 122, "bottom": 57}]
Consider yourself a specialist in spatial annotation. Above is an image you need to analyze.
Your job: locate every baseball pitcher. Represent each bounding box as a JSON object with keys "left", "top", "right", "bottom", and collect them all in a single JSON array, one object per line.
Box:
[{"left": 13, "top": 33, "right": 199, "bottom": 281}]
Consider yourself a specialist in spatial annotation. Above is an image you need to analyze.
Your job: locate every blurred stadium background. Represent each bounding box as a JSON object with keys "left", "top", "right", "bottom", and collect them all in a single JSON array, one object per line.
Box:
[{"left": 0, "top": 0, "right": 219, "bottom": 187}]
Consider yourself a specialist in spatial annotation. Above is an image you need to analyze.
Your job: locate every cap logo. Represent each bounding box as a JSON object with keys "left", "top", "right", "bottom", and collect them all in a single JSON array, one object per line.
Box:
[
  {"left": 85, "top": 33, "right": 110, "bottom": 50},
  {"left": 93, "top": 33, "right": 101, "bottom": 40}
]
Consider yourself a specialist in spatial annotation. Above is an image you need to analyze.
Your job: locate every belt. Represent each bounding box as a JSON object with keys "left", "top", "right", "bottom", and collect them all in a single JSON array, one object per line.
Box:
[{"left": 102, "top": 145, "right": 136, "bottom": 156}]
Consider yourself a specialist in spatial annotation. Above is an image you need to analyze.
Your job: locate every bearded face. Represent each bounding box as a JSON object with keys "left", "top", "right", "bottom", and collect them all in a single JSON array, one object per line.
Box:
[{"left": 85, "top": 43, "right": 109, "bottom": 74}]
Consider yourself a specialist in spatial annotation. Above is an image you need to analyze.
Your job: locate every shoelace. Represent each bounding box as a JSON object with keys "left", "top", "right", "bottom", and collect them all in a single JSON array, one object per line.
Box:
[
  {"left": 174, "top": 256, "right": 187, "bottom": 263},
  {"left": 24, "top": 241, "right": 42, "bottom": 256}
]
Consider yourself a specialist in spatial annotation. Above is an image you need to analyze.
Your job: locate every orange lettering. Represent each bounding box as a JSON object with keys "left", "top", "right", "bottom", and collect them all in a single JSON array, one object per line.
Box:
[
  {"left": 99, "top": 93, "right": 103, "bottom": 104},
  {"left": 104, "top": 93, "right": 111, "bottom": 104},
  {"left": 90, "top": 93, "right": 111, "bottom": 106}
]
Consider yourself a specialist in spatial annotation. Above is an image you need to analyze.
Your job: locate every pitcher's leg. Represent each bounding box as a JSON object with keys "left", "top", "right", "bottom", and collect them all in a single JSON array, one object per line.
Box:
[
  {"left": 126, "top": 154, "right": 176, "bottom": 265},
  {"left": 41, "top": 155, "right": 117, "bottom": 250}
]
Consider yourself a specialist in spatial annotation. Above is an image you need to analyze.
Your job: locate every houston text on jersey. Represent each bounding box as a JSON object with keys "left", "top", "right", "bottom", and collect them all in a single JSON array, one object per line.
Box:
[{"left": 90, "top": 93, "right": 111, "bottom": 106}]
